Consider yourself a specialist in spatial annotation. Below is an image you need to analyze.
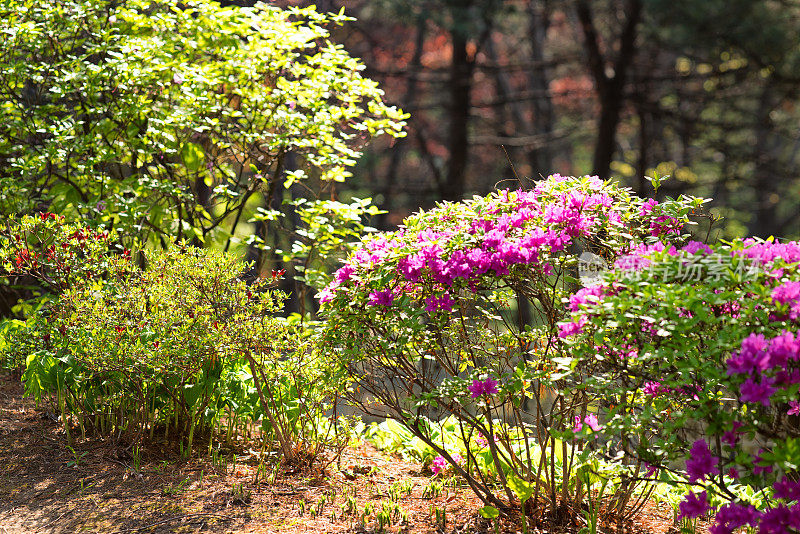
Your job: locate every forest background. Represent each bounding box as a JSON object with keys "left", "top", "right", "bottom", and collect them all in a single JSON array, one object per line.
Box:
[
  {"left": 244, "top": 0, "right": 800, "bottom": 313},
  {"left": 2, "top": 0, "right": 800, "bottom": 317},
  {"left": 264, "top": 0, "right": 800, "bottom": 237}
]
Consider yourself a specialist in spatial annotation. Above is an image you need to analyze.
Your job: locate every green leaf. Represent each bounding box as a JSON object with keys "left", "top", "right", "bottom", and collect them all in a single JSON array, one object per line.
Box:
[
  {"left": 478, "top": 506, "right": 499, "bottom": 519},
  {"left": 506, "top": 474, "right": 535, "bottom": 503},
  {"left": 180, "top": 142, "right": 205, "bottom": 172}
]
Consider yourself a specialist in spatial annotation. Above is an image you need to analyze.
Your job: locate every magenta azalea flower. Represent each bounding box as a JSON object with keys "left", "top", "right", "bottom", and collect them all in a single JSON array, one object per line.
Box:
[
  {"left": 558, "top": 316, "right": 587, "bottom": 338},
  {"left": 573, "top": 416, "right": 583, "bottom": 433},
  {"left": 639, "top": 198, "right": 658, "bottom": 216},
  {"left": 739, "top": 377, "right": 776, "bottom": 406},
  {"left": 367, "top": 289, "right": 394, "bottom": 307},
  {"left": 774, "top": 477, "right": 800, "bottom": 501},
  {"left": 773, "top": 281, "right": 800, "bottom": 306},
  {"left": 431, "top": 455, "right": 447, "bottom": 475},
  {"left": 721, "top": 421, "right": 743, "bottom": 448},
  {"left": 710, "top": 503, "right": 758, "bottom": 534},
  {"left": 584, "top": 414, "right": 602, "bottom": 431},
  {"left": 317, "top": 287, "right": 336, "bottom": 304},
  {"left": 643, "top": 381, "right": 663, "bottom": 397},
  {"left": 685, "top": 440, "right": 719, "bottom": 483},
  {"left": 573, "top": 414, "right": 602, "bottom": 433},
  {"left": 644, "top": 463, "right": 658, "bottom": 478},
  {"left": 467, "top": 380, "right": 483, "bottom": 398},
  {"left": 424, "top": 293, "right": 455, "bottom": 312},
  {"left": 431, "top": 454, "right": 462, "bottom": 476},
  {"left": 334, "top": 264, "right": 355, "bottom": 283},
  {"left": 468, "top": 377, "right": 499, "bottom": 398},
  {"left": 759, "top": 505, "right": 800, "bottom": 534},
  {"left": 678, "top": 491, "right": 712, "bottom": 520},
  {"left": 682, "top": 241, "right": 712, "bottom": 255}
]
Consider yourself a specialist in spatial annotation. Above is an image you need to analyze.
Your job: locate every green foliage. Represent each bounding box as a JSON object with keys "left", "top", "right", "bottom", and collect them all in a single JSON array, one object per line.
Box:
[
  {"left": 253, "top": 195, "right": 385, "bottom": 305},
  {"left": 0, "top": 0, "right": 406, "bottom": 250},
  {"left": 644, "top": 0, "right": 800, "bottom": 75},
  {"left": 0, "top": 216, "right": 345, "bottom": 462}
]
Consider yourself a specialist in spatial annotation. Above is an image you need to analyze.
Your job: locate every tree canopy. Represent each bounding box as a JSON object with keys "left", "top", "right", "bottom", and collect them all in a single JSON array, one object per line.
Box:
[{"left": 0, "top": 0, "right": 406, "bottom": 249}]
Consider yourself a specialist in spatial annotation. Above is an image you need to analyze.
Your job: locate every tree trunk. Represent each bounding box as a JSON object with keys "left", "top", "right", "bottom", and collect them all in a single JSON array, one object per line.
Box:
[
  {"left": 527, "top": 1, "right": 554, "bottom": 177},
  {"left": 751, "top": 82, "right": 781, "bottom": 238},
  {"left": 378, "top": 16, "right": 426, "bottom": 229},
  {"left": 576, "top": 0, "right": 642, "bottom": 180},
  {"left": 441, "top": 30, "right": 476, "bottom": 202}
]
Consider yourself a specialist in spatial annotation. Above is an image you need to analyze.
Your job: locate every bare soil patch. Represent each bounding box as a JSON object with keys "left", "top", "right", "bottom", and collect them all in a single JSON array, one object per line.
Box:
[{"left": 0, "top": 374, "right": 683, "bottom": 533}]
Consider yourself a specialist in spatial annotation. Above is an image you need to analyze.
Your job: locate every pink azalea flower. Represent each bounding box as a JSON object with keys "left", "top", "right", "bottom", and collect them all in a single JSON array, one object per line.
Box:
[
  {"left": 468, "top": 377, "right": 499, "bottom": 398},
  {"left": 368, "top": 289, "right": 393, "bottom": 307},
  {"left": 685, "top": 440, "right": 720, "bottom": 483},
  {"left": 584, "top": 414, "right": 602, "bottom": 431},
  {"left": 573, "top": 414, "right": 602, "bottom": 433},
  {"left": 739, "top": 377, "right": 776, "bottom": 406},
  {"left": 678, "top": 491, "right": 712, "bottom": 520},
  {"left": 573, "top": 416, "right": 583, "bottom": 433},
  {"left": 431, "top": 455, "right": 447, "bottom": 475}
]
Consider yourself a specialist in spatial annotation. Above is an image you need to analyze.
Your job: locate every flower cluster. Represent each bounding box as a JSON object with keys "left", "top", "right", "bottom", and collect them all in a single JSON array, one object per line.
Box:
[
  {"left": 614, "top": 241, "right": 677, "bottom": 272},
  {"left": 685, "top": 440, "right": 720, "bottom": 483},
  {"left": 557, "top": 236, "right": 800, "bottom": 533},
  {"left": 726, "top": 330, "right": 800, "bottom": 409},
  {"left": 733, "top": 239, "right": 800, "bottom": 266},
  {"left": 704, "top": 477, "right": 800, "bottom": 534},
  {"left": 573, "top": 414, "right": 602, "bottom": 433},
  {"left": 431, "top": 453, "right": 463, "bottom": 476},
  {"left": 772, "top": 281, "right": 800, "bottom": 321},
  {"left": 468, "top": 377, "right": 499, "bottom": 398},
  {"left": 568, "top": 284, "right": 609, "bottom": 312},
  {"left": 678, "top": 491, "right": 712, "bottom": 520},
  {"left": 319, "top": 175, "right": 692, "bottom": 316}
]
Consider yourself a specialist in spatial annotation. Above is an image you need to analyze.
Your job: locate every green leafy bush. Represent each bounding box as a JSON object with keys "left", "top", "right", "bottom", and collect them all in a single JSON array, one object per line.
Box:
[
  {"left": 1, "top": 215, "right": 344, "bottom": 462},
  {"left": 320, "top": 175, "right": 707, "bottom": 527},
  {"left": 0, "top": 0, "right": 405, "bottom": 250}
]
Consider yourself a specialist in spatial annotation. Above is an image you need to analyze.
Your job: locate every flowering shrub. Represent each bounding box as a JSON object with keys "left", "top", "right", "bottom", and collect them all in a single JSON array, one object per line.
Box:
[
  {"left": 0, "top": 214, "right": 131, "bottom": 371},
  {"left": 0, "top": 213, "right": 128, "bottom": 293},
  {"left": 558, "top": 238, "right": 800, "bottom": 532},
  {"left": 321, "top": 174, "right": 706, "bottom": 526},
  {"left": 1, "top": 216, "right": 344, "bottom": 462}
]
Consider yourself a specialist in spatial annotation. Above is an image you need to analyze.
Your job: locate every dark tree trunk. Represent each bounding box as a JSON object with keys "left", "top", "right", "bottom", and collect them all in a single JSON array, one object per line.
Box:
[
  {"left": 378, "top": 16, "right": 426, "bottom": 229},
  {"left": 441, "top": 30, "right": 476, "bottom": 202},
  {"left": 576, "top": 0, "right": 642, "bottom": 180},
  {"left": 527, "top": 1, "right": 554, "bottom": 177},
  {"left": 751, "top": 82, "right": 781, "bottom": 238}
]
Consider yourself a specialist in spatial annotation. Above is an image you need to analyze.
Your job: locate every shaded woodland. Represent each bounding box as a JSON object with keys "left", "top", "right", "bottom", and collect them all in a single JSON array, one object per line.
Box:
[{"left": 273, "top": 0, "right": 800, "bottom": 239}]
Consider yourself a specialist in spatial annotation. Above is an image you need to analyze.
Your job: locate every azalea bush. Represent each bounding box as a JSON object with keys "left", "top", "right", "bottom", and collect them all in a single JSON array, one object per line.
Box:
[
  {"left": 320, "top": 174, "right": 707, "bottom": 528},
  {"left": 558, "top": 239, "right": 800, "bottom": 532},
  {"left": 0, "top": 213, "right": 130, "bottom": 371},
  {"left": 0, "top": 215, "right": 345, "bottom": 462}
]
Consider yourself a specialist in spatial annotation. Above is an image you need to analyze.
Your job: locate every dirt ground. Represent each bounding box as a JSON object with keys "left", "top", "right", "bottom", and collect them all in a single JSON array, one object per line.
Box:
[{"left": 0, "top": 373, "right": 684, "bottom": 533}]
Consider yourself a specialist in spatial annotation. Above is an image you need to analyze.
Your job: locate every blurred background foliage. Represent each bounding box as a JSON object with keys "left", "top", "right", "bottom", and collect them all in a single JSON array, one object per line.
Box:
[
  {"left": 2, "top": 0, "right": 799, "bottom": 317},
  {"left": 268, "top": 0, "right": 800, "bottom": 241}
]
